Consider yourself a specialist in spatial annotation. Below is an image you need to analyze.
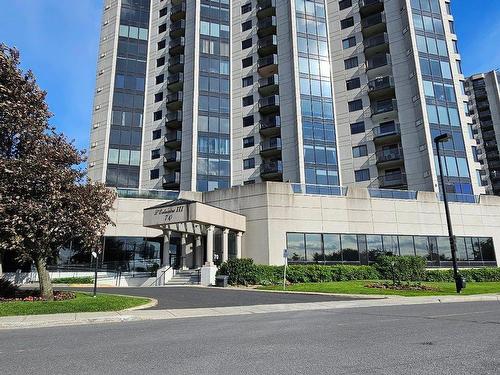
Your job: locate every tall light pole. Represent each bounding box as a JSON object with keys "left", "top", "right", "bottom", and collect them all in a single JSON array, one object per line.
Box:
[{"left": 434, "top": 133, "right": 464, "bottom": 293}]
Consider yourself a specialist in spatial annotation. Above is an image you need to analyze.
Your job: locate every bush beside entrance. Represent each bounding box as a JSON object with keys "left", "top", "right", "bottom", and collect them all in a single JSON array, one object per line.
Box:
[{"left": 217, "top": 258, "right": 500, "bottom": 286}]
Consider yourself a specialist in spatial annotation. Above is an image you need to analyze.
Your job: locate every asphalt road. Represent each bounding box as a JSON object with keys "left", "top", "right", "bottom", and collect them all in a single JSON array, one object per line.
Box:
[
  {"left": 2, "top": 301, "right": 499, "bottom": 375},
  {"left": 59, "top": 286, "right": 365, "bottom": 309}
]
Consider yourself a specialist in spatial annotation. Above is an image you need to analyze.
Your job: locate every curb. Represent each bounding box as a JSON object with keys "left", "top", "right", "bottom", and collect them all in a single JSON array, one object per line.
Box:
[
  {"left": 1, "top": 293, "right": 499, "bottom": 331},
  {"left": 123, "top": 297, "right": 158, "bottom": 311}
]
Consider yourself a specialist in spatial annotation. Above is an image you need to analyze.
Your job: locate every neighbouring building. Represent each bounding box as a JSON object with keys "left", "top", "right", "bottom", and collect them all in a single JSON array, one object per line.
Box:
[{"left": 465, "top": 70, "right": 500, "bottom": 196}]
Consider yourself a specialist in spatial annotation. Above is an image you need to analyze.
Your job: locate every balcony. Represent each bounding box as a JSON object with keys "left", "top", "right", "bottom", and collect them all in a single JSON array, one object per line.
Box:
[
  {"left": 258, "top": 74, "right": 279, "bottom": 96},
  {"left": 259, "top": 138, "right": 282, "bottom": 157},
  {"left": 258, "top": 35, "right": 277, "bottom": 57},
  {"left": 168, "top": 55, "right": 185, "bottom": 73},
  {"left": 361, "top": 12, "right": 386, "bottom": 37},
  {"left": 480, "top": 120, "right": 494, "bottom": 131},
  {"left": 167, "top": 73, "right": 184, "bottom": 92},
  {"left": 257, "top": 0, "right": 276, "bottom": 19},
  {"left": 258, "top": 95, "right": 280, "bottom": 114},
  {"left": 482, "top": 130, "right": 496, "bottom": 141},
  {"left": 169, "top": 37, "right": 185, "bottom": 56},
  {"left": 363, "top": 32, "right": 389, "bottom": 56},
  {"left": 166, "top": 110, "right": 182, "bottom": 129},
  {"left": 371, "top": 99, "right": 397, "bottom": 121},
  {"left": 378, "top": 173, "right": 407, "bottom": 189},
  {"left": 474, "top": 88, "right": 487, "bottom": 99},
  {"left": 491, "top": 170, "right": 500, "bottom": 181},
  {"left": 372, "top": 121, "right": 400, "bottom": 144},
  {"left": 163, "top": 172, "right": 180, "bottom": 189},
  {"left": 367, "top": 76, "right": 394, "bottom": 98},
  {"left": 169, "top": 19, "right": 186, "bottom": 38},
  {"left": 484, "top": 140, "right": 498, "bottom": 151},
  {"left": 166, "top": 91, "right": 183, "bottom": 110},
  {"left": 164, "top": 150, "right": 181, "bottom": 168},
  {"left": 365, "top": 53, "right": 391, "bottom": 76},
  {"left": 259, "top": 115, "right": 281, "bottom": 136},
  {"left": 164, "top": 130, "right": 182, "bottom": 148},
  {"left": 376, "top": 146, "right": 404, "bottom": 166},
  {"left": 488, "top": 160, "right": 500, "bottom": 169},
  {"left": 170, "top": 3, "right": 186, "bottom": 22},
  {"left": 358, "top": 0, "right": 384, "bottom": 17},
  {"left": 260, "top": 160, "right": 283, "bottom": 180},
  {"left": 486, "top": 150, "right": 500, "bottom": 160},
  {"left": 258, "top": 54, "right": 278, "bottom": 76},
  {"left": 477, "top": 100, "right": 490, "bottom": 111},
  {"left": 258, "top": 16, "right": 277, "bottom": 38}
]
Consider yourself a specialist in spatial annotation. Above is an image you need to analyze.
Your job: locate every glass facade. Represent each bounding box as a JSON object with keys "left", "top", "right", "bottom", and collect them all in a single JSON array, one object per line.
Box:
[
  {"left": 286, "top": 232, "right": 496, "bottom": 267},
  {"left": 106, "top": 0, "right": 150, "bottom": 188},
  {"left": 295, "top": 0, "right": 339, "bottom": 186},
  {"left": 410, "top": 0, "right": 473, "bottom": 196},
  {"left": 196, "top": 0, "right": 231, "bottom": 192}
]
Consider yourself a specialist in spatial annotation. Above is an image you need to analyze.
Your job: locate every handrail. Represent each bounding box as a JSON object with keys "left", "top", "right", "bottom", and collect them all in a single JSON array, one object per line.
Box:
[{"left": 149, "top": 265, "right": 173, "bottom": 286}]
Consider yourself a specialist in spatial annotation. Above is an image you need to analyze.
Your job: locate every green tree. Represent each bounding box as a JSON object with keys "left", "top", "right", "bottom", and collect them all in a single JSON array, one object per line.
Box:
[{"left": 0, "top": 44, "right": 116, "bottom": 300}]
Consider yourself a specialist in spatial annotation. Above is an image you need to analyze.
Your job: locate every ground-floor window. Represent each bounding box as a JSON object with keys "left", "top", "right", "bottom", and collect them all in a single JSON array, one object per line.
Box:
[{"left": 286, "top": 232, "right": 496, "bottom": 268}]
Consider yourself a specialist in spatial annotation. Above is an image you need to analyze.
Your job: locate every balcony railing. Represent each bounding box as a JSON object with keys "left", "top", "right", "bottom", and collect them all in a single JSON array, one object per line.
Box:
[
  {"left": 170, "top": 3, "right": 186, "bottom": 22},
  {"left": 259, "top": 115, "right": 281, "bottom": 135},
  {"left": 167, "top": 73, "right": 184, "bottom": 90},
  {"left": 368, "top": 76, "right": 394, "bottom": 94},
  {"left": 164, "top": 151, "right": 181, "bottom": 166},
  {"left": 257, "top": 16, "right": 277, "bottom": 37},
  {"left": 260, "top": 160, "right": 283, "bottom": 177},
  {"left": 258, "top": 54, "right": 278, "bottom": 70},
  {"left": 259, "top": 95, "right": 280, "bottom": 114},
  {"left": 378, "top": 173, "right": 407, "bottom": 188},
  {"left": 260, "top": 138, "right": 282, "bottom": 154},
  {"left": 169, "top": 37, "right": 185, "bottom": 55},
  {"left": 375, "top": 147, "right": 404, "bottom": 164},
  {"left": 358, "top": 0, "right": 384, "bottom": 16},
  {"left": 371, "top": 99, "right": 397, "bottom": 117},
  {"left": 166, "top": 111, "right": 182, "bottom": 128},
  {"left": 258, "top": 35, "right": 277, "bottom": 56},
  {"left": 167, "top": 91, "right": 183, "bottom": 104},
  {"left": 163, "top": 172, "right": 181, "bottom": 187},
  {"left": 366, "top": 53, "right": 391, "bottom": 71},
  {"left": 168, "top": 55, "right": 185, "bottom": 73},
  {"left": 258, "top": 74, "right": 279, "bottom": 96},
  {"left": 164, "top": 130, "right": 182, "bottom": 145},
  {"left": 372, "top": 121, "right": 400, "bottom": 140},
  {"left": 169, "top": 19, "right": 186, "bottom": 37},
  {"left": 363, "top": 32, "right": 389, "bottom": 51},
  {"left": 361, "top": 12, "right": 386, "bottom": 29},
  {"left": 257, "top": 0, "right": 276, "bottom": 18}
]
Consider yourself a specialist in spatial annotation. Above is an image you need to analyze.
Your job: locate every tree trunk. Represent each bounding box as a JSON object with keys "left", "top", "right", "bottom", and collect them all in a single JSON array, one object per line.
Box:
[{"left": 35, "top": 257, "right": 53, "bottom": 300}]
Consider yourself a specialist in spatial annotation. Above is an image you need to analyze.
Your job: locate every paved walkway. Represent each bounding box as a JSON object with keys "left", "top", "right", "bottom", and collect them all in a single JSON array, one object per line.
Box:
[{"left": 1, "top": 291, "right": 499, "bottom": 330}]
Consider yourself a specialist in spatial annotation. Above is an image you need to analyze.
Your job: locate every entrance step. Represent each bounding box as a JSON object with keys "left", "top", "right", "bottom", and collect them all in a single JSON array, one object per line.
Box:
[{"left": 166, "top": 269, "right": 200, "bottom": 285}]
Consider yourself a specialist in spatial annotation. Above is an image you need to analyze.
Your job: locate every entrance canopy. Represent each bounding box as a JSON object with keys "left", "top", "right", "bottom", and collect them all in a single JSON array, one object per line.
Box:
[{"left": 143, "top": 199, "right": 246, "bottom": 234}]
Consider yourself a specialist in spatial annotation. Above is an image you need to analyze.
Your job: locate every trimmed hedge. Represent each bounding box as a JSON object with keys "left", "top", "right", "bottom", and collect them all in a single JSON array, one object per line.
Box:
[
  {"left": 217, "top": 258, "right": 379, "bottom": 286},
  {"left": 425, "top": 268, "right": 500, "bottom": 282},
  {"left": 52, "top": 277, "right": 94, "bottom": 284},
  {"left": 217, "top": 258, "right": 500, "bottom": 286}
]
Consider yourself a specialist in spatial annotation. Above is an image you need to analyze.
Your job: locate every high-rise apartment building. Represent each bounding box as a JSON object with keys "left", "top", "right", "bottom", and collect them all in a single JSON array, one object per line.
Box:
[
  {"left": 465, "top": 70, "right": 500, "bottom": 196},
  {"left": 88, "top": 0, "right": 483, "bottom": 200}
]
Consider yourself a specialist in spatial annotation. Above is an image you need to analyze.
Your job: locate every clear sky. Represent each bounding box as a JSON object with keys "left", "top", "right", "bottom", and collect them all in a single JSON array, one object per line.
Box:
[{"left": 1, "top": 0, "right": 499, "bottom": 151}]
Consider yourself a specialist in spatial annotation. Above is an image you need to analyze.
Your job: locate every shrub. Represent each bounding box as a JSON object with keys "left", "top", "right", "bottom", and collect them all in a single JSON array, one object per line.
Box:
[
  {"left": 217, "top": 259, "right": 380, "bottom": 285},
  {"left": 0, "top": 278, "right": 18, "bottom": 298},
  {"left": 217, "top": 258, "right": 258, "bottom": 285},
  {"left": 425, "top": 268, "right": 500, "bottom": 282},
  {"left": 52, "top": 277, "right": 94, "bottom": 284},
  {"left": 374, "top": 255, "right": 427, "bottom": 282}
]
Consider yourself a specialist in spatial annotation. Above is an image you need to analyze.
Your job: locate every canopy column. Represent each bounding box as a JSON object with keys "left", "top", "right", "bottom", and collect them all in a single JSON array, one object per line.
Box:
[
  {"left": 222, "top": 228, "right": 229, "bottom": 263},
  {"left": 236, "top": 232, "right": 242, "bottom": 259},
  {"left": 162, "top": 230, "right": 171, "bottom": 266}
]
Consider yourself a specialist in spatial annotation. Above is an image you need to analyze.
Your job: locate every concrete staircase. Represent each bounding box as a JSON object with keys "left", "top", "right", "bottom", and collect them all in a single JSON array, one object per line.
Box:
[{"left": 166, "top": 269, "right": 200, "bottom": 286}]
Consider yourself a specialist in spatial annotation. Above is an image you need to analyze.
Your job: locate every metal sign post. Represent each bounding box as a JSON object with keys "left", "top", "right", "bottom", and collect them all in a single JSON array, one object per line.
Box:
[
  {"left": 283, "top": 249, "right": 288, "bottom": 291},
  {"left": 92, "top": 251, "right": 98, "bottom": 298}
]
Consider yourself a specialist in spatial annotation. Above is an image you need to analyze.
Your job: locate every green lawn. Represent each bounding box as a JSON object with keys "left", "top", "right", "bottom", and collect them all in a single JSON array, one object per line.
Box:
[
  {"left": 259, "top": 281, "right": 500, "bottom": 297},
  {"left": 0, "top": 293, "right": 151, "bottom": 317}
]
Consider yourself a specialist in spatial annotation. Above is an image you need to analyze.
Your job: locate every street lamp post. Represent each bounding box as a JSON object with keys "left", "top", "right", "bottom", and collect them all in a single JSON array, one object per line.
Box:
[{"left": 434, "top": 133, "right": 464, "bottom": 293}]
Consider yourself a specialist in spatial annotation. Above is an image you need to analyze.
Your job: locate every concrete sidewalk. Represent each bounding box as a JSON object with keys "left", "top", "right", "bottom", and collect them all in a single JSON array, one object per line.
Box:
[{"left": 1, "top": 293, "right": 499, "bottom": 330}]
